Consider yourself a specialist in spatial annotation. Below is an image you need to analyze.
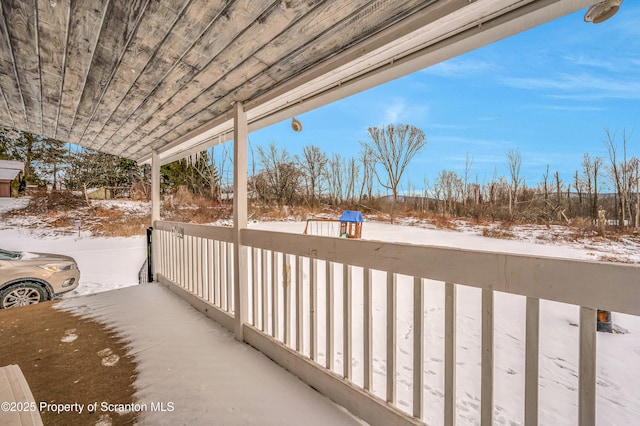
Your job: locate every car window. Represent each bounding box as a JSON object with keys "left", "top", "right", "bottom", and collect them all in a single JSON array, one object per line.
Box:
[{"left": 0, "top": 249, "right": 22, "bottom": 260}]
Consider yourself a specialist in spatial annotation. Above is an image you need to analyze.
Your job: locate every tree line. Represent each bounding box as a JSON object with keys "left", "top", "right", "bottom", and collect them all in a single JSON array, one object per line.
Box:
[{"left": 2, "top": 125, "right": 638, "bottom": 229}]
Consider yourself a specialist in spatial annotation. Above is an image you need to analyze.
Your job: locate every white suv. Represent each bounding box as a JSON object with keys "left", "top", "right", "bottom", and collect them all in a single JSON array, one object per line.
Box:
[{"left": 0, "top": 248, "right": 80, "bottom": 308}]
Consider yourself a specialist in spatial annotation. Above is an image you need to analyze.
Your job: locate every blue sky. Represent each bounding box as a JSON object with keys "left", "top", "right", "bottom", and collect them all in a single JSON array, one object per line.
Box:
[{"left": 247, "top": 3, "right": 640, "bottom": 194}]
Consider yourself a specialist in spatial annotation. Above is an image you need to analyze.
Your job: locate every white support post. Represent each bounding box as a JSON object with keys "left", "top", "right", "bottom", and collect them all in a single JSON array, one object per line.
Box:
[
  {"left": 151, "top": 149, "right": 160, "bottom": 225},
  {"left": 151, "top": 149, "right": 160, "bottom": 280},
  {"left": 233, "top": 101, "right": 248, "bottom": 341}
]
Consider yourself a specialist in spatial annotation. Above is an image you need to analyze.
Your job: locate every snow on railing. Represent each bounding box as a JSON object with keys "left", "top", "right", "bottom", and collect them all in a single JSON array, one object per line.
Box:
[{"left": 152, "top": 220, "right": 640, "bottom": 426}]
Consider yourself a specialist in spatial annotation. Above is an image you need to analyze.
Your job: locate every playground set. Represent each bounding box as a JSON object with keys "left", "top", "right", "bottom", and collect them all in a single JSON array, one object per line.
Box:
[{"left": 303, "top": 210, "right": 364, "bottom": 239}]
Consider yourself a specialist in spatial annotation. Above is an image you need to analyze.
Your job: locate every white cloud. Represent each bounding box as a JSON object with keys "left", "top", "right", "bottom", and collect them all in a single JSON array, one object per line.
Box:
[
  {"left": 501, "top": 72, "right": 640, "bottom": 100},
  {"left": 383, "top": 99, "right": 405, "bottom": 123},
  {"left": 423, "top": 58, "right": 495, "bottom": 78}
]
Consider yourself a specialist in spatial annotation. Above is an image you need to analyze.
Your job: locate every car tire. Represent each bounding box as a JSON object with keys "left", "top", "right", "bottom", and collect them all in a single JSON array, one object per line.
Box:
[{"left": 0, "top": 281, "right": 48, "bottom": 309}]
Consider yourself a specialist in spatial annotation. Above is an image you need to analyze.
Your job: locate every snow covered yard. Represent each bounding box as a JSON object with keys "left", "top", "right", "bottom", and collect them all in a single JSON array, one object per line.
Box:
[{"left": 2, "top": 197, "right": 640, "bottom": 425}]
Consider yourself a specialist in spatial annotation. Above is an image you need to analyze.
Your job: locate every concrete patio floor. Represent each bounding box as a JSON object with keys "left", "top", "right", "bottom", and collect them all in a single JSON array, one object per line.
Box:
[{"left": 57, "top": 283, "right": 364, "bottom": 425}]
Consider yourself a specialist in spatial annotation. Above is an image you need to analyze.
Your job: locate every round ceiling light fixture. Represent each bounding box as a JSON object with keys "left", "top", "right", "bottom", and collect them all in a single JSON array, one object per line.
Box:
[
  {"left": 291, "top": 117, "right": 302, "bottom": 132},
  {"left": 584, "top": 0, "right": 622, "bottom": 24}
]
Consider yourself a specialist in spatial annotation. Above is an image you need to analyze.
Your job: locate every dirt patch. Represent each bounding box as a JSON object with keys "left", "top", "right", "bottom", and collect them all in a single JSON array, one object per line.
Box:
[{"left": 0, "top": 301, "right": 137, "bottom": 425}]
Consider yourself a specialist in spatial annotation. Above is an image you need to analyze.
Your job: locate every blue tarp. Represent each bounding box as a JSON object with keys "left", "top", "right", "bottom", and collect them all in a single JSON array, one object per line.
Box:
[{"left": 339, "top": 210, "right": 363, "bottom": 223}]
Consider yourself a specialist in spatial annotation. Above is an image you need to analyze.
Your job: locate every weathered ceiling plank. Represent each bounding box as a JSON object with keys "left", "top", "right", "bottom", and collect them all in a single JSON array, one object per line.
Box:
[
  {"left": 121, "top": 0, "right": 328, "bottom": 157},
  {"left": 68, "top": 0, "right": 148, "bottom": 143},
  {"left": 126, "top": 0, "right": 376, "bottom": 157},
  {"left": 110, "top": 0, "right": 278, "bottom": 157},
  {"left": 91, "top": 0, "right": 227, "bottom": 151},
  {"left": 0, "top": 88, "right": 14, "bottom": 128},
  {"left": 2, "top": 0, "right": 42, "bottom": 134},
  {"left": 55, "top": 0, "right": 108, "bottom": 142},
  {"left": 132, "top": 0, "right": 429, "bottom": 157},
  {"left": 0, "top": 2, "right": 26, "bottom": 131},
  {"left": 37, "top": 0, "right": 70, "bottom": 138},
  {"left": 91, "top": 0, "right": 230, "bottom": 152},
  {"left": 79, "top": 0, "right": 184, "bottom": 151}
]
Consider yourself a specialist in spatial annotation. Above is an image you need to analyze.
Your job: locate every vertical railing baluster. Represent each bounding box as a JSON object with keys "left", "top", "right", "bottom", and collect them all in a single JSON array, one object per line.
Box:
[
  {"left": 326, "top": 261, "right": 334, "bottom": 371},
  {"left": 413, "top": 277, "right": 424, "bottom": 420},
  {"left": 579, "top": 306, "right": 596, "bottom": 426},
  {"left": 195, "top": 237, "right": 199, "bottom": 295},
  {"left": 220, "top": 242, "right": 226, "bottom": 310},
  {"left": 525, "top": 297, "right": 540, "bottom": 426},
  {"left": 252, "top": 247, "right": 259, "bottom": 326},
  {"left": 481, "top": 289, "right": 494, "bottom": 426},
  {"left": 444, "top": 282, "right": 456, "bottom": 426},
  {"left": 197, "top": 237, "right": 201, "bottom": 295},
  {"left": 187, "top": 235, "right": 196, "bottom": 293},
  {"left": 343, "top": 264, "right": 352, "bottom": 380},
  {"left": 179, "top": 234, "right": 184, "bottom": 287},
  {"left": 387, "top": 272, "right": 396, "bottom": 404},
  {"left": 187, "top": 236, "right": 191, "bottom": 290},
  {"left": 171, "top": 233, "right": 175, "bottom": 281},
  {"left": 227, "top": 242, "right": 233, "bottom": 313},
  {"left": 272, "top": 251, "right": 278, "bottom": 339},
  {"left": 296, "top": 255, "right": 303, "bottom": 353},
  {"left": 200, "top": 237, "right": 208, "bottom": 300},
  {"left": 213, "top": 241, "right": 219, "bottom": 307},
  {"left": 310, "top": 258, "right": 317, "bottom": 361},
  {"left": 159, "top": 231, "right": 164, "bottom": 278},
  {"left": 364, "top": 268, "right": 373, "bottom": 391},
  {"left": 262, "top": 249, "right": 268, "bottom": 333},
  {"left": 284, "top": 253, "right": 291, "bottom": 346},
  {"left": 206, "top": 239, "right": 213, "bottom": 305}
]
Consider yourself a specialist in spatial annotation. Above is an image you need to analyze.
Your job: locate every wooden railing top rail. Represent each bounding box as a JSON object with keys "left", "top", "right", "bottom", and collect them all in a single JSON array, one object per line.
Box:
[
  {"left": 153, "top": 220, "right": 640, "bottom": 316},
  {"left": 242, "top": 229, "right": 639, "bottom": 316},
  {"left": 155, "top": 220, "right": 234, "bottom": 243}
]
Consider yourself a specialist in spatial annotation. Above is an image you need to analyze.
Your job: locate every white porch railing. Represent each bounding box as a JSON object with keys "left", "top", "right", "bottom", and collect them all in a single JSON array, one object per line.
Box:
[{"left": 153, "top": 220, "right": 639, "bottom": 426}]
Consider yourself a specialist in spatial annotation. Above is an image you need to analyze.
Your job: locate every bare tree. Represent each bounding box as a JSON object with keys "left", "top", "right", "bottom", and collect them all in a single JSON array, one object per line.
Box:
[
  {"left": 603, "top": 128, "right": 635, "bottom": 226},
  {"left": 361, "top": 123, "right": 427, "bottom": 203},
  {"left": 463, "top": 152, "right": 474, "bottom": 213},
  {"left": 327, "top": 153, "right": 345, "bottom": 205},
  {"left": 434, "top": 169, "right": 463, "bottom": 216},
  {"left": 581, "top": 153, "right": 603, "bottom": 220},
  {"left": 297, "top": 145, "right": 328, "bottom": 206},
  {"left": 255, "top": 142, "right": 302, "bottom": 205},
  {"left": 345, "top": 157, "right": 360, "bottom": 203},
  {"left": 505, "top": 148, "right": 522, "bottom": 216},
  {"left": 358, "top": 148, "right": 375, "bottom": 202}
]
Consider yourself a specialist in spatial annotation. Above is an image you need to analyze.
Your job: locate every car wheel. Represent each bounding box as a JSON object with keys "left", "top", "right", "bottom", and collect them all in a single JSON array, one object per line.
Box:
[{"left": 0, "top": 282, "right": 48, "bottom": 309}]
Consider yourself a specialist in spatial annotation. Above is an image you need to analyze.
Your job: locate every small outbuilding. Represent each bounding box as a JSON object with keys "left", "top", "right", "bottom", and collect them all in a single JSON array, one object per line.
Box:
[
  {"left": 339, "top": 210, "right": 364, "bottom": 239},
  {"left": 0, "top": 160, "right": 23, "bottom": 197}
]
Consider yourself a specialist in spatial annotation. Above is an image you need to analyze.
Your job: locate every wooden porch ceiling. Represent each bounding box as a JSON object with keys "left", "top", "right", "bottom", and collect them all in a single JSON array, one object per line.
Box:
[{"left": 0, "top": 0, "right": 599, "bottom": 164}]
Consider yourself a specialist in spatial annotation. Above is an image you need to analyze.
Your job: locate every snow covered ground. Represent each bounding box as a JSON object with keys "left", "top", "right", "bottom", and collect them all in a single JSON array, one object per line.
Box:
[
  {"left": 1, "top": 197, "right": 639, "bottom": 425},
  {"left": 0, "top": 197, "right": 147, "bottom": 296}
]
